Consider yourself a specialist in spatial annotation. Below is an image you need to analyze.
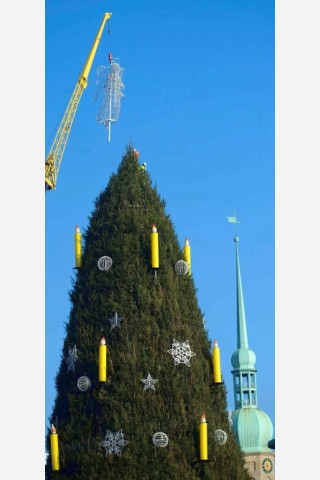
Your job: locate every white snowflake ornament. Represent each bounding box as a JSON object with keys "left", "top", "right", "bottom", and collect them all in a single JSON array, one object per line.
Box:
[
  {"left": 100, "top": 429, "right": 129, "bottom": 457},
  {"left": 167, "top": 339, "right": 196, "bottom": 367}
]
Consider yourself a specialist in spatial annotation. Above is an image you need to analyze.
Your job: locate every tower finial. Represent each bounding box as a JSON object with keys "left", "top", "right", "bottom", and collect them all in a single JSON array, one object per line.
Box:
[
  {"left": 226, "top": 211, "right": 241, "bottom": 239},
  {"left": 227, "top": 213, "right": 248, "bottom": 349}
]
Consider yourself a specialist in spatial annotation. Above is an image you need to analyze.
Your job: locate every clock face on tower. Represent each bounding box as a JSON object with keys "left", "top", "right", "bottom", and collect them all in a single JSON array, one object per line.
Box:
[{"left": 262, "top": 457, "right": 273, "bottom": 474}]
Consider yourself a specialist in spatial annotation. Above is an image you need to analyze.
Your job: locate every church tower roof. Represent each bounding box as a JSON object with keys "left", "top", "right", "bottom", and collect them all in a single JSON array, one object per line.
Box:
[
  {"left": 231, "top": 235, "right": 257, "bottom": 371},
  {"left": 229, "top": 227, "right": 273, "bottom": 454}
]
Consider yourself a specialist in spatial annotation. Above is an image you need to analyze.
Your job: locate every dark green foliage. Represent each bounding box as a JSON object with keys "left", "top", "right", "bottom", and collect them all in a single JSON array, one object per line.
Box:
[{"left": 46, "top": 146, "right": 250, "bottom": 479}]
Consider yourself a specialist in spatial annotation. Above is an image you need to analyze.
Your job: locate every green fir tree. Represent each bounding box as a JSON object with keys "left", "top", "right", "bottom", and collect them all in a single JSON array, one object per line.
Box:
[{"left": 46, "top": 146, "right": 250, "bottom": 480}]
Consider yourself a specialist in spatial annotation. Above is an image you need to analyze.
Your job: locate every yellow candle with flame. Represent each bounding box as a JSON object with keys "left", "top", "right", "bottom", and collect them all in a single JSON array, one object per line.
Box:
[
  {"left": 50, "top": 424, "right": 60, "bottom": 471},
  {"left": 74, "top": 225, "right": 82, "bottom": 268},
  {"left": 199, "top": 412, "right": 208, "bottom": 460},
  {"left": 99, "top": 337, "right": 107, "bottom": 382},
  {"left": 213, "top": 339, "right": 222, "bottom": 384},
  {"left": 184, "top": 238, "right": 191, "bottom": 275},
  {"left": 151, "top": 224, "right": 159, "bottom": 269}
]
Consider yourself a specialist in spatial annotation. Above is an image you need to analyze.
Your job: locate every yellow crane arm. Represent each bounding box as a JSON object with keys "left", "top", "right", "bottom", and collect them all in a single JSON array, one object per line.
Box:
[{"left": 45, "top": 12, "right": 112, "bottom": 191}]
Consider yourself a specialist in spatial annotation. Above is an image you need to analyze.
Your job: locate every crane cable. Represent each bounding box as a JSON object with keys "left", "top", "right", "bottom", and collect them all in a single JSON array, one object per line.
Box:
[{"left": 107, "top": 19, "right": 113, "bottom": 64}]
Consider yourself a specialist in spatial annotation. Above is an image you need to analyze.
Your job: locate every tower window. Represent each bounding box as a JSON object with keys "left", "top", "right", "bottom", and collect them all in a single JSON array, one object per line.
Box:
[{"left": 242, "top": 374, "right": 249, "bottom": 387}]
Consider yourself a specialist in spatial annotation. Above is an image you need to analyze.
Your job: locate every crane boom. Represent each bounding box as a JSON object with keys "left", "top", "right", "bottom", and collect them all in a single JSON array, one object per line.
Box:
[{"left": 45, "top": 12, "right": 112, "bottom": 191}]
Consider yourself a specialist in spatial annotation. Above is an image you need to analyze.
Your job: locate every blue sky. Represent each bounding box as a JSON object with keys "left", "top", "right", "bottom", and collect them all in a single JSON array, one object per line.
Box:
[{"left": 45, "top": 0, "right": 274, "bottom": 438}]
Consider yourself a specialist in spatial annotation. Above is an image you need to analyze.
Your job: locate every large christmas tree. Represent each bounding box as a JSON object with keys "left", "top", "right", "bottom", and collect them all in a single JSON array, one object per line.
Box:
[{"left": 46, "top": 146, "right": 250, "bottom": 479}]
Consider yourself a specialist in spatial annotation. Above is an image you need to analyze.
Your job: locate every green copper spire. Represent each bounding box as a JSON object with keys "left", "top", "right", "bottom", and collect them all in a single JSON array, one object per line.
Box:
[
  {"left": 235, "top": 236, "right": 249, "bottom": 349},
  {"left": 230, "top": 234, "right": 257, "bottom": 406},
  {"left": 228, "top": 219, "right": 273, "bottom": 453}
]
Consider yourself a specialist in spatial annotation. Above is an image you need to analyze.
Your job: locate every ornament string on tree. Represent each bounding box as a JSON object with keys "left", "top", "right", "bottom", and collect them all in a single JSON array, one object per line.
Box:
[
  {"left": 108, "top": 311, "right": 124, "bottom": 329},
  {"left": 100, "top": 429, "right": 129, "bottom": 457},
  {"left": 97, "top": 256, "right": 113, "bottom": 271},
  {"left": 66, "top": 345, "right": 78, "bottom": 373},
  {"left": 167, "top": 339, "right": 196, "bottom": 367},
  {"left": 140, "top": 373, "right": 158, "bottom": 391},
  {"left": 95, "top": 56, "right": 125, "bottom": 143}
]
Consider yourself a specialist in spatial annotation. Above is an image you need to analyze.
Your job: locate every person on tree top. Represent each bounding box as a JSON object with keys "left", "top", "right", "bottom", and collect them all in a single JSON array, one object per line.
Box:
[{"left": 133, "top": 148, "right": 147, "bottom": 172}]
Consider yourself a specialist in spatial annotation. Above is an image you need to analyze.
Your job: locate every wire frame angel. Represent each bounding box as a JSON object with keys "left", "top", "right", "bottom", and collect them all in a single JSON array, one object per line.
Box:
[{"left": 94, "top": 59, "right": 125, "bottom": 142}]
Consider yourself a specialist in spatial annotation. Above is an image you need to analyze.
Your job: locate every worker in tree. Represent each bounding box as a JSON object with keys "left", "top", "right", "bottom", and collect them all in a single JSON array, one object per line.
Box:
[{"left": 133, "top": 148, "right": 146, "bottom": 172}]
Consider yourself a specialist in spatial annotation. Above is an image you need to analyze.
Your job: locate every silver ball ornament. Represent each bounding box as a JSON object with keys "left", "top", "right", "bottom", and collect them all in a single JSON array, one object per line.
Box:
[
  {"left": 97, "top": 256, "right": 113, "bottom": 271},
  {"left": 152, "top": 432, "right": 169, "bottom": 447},
  {"left": 214, "top": 429, "right": 227, "bottom": 445},
  {"left": 175, "top": 260, "right": 189, "bottom": 276},
  {"left": 77, "top": 376, "right": 91, "bottom": 392}
]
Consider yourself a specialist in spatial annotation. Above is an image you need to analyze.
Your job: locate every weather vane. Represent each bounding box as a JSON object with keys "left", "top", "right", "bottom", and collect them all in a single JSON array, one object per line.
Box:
[{"left": 226, "top": 212, "right": 241, "bottom": 237}]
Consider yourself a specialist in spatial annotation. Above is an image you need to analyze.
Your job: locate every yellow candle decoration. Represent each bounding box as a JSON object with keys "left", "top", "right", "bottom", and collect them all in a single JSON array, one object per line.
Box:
[
  {"left": 99, "top": 336, "right": 107, "bottom": 382},
  {"left": 213, "top": 339, "right": 222, "bottom": 384},
  {"left": 50, "top": 424, "right": 60, "bottom": 471},
  {"left": 199, "top": 412, "right": 208, "bottom": 461},
  {"left": 74, "top": 225, "right": 82, "bottom": 268},
  {"left": 151, "top": 224, "right": 159, "bottom": 269},
  {"left": 183, "top": 237, "right": 191, "bottom": 275}
]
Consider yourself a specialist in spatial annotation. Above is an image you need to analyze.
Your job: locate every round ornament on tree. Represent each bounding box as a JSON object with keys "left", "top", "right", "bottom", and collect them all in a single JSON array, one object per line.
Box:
[
  {"left": 174, "top": 260, "right": 189, "bottom": 276},
  {"left": 97, "top": 256, "right": 113, "bottom": 271},
  {"left": 152, "top": 432, "right": 169, "bottom": 447},
  {"left": 214, "top": 429, "right": 227, "bottom": 445},
  {"left": 77, "top": 376, "right": 91, "bottom": 392}
]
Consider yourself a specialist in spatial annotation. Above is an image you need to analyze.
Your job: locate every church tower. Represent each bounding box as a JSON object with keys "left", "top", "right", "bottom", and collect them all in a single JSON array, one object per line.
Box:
[{"left": 230, "top": 230, "right": 275, "bottom": 479}]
